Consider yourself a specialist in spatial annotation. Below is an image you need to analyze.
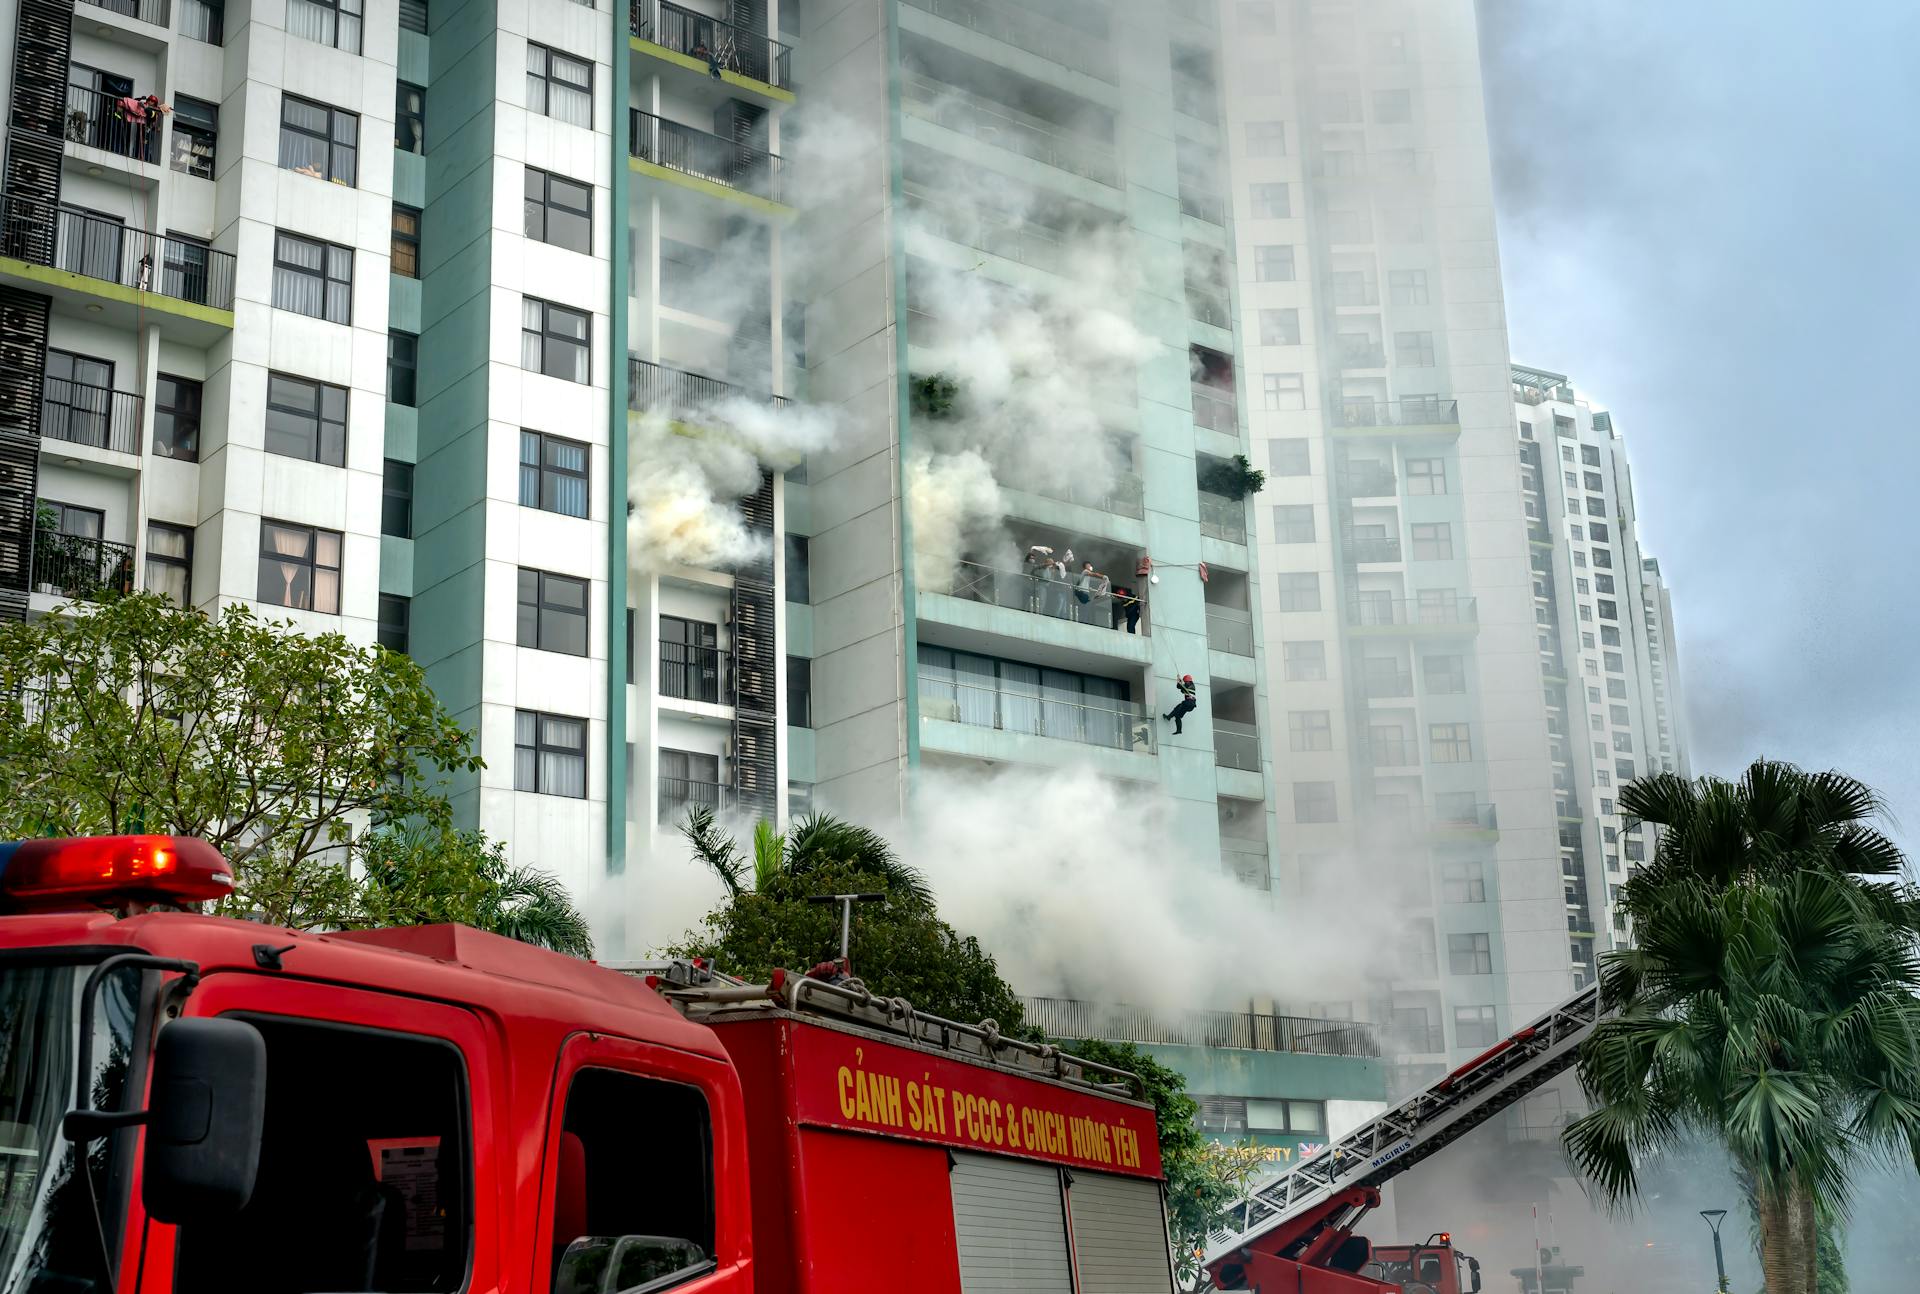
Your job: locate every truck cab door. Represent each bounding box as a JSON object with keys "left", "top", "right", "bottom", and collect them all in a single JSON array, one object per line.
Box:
[{"left": 531, "top": 1032, "right": 750, "bottom": 1294}]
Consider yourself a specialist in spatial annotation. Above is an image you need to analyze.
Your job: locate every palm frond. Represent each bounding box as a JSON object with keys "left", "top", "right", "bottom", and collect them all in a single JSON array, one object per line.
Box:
[
  {"left": 752, "top": 819, "right": 784, "bottom": 893},
  {"left": 784, "top": 811, "right": 933, "bottom": 906},
  {"left": 681, "top": 802, "right": 745, "bottom": 898},
  {"left": 1617, "top": 771, "right": 1697, "bottom": 833},
  {"left": 482, "top": 863, "right": 595, "bottom": 957}
]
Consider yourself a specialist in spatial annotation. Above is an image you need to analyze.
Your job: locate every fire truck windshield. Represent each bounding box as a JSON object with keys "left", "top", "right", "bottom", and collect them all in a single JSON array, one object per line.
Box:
[{"left": 0, "top": 960, "right": 142, "bottom": 1294}]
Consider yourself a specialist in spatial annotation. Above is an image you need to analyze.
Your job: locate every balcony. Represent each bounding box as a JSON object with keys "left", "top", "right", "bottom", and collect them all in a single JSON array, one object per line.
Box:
[
  {"left": 1, "top": 193, "right": 237, "bottom": 311},
  {"left": 63, "top": 85, "right": 160, "bottom": 163},
  {"left": 1344, "top": 534, "right": 1402, "bottom": 564},
  {"left": 1213, "top": 718, "right": 1260, "bottom": 771},
  {"left": 629, "top": 356, "right": 786, "bottom": 415},
  {"left": 1177, "top": 184, "right": 1225, "bottom": 225},
  {"left": 906, "top": 183, "right": 1071, "bottom": 273},
  {"left": 1431, "top": 801, "right": 1499, "bottom": 832},
  {"left": 630, "top": 110, "right": 784, "bottom": 205},
  {"left": 1198, "top": 493, "right": 1246, "bottom": 545},
  {"left": 78, "top": 0, "right": 171, "bottom": 23},
  {"left": 1339, "top": 466, "right": 1396, "bottom": 498},
  {"left": 42, "top": 378, "right": 141, "bottom": 455},
  {"left": 1359, "top": 670, "right": 1413, "bottom": 700},
  {"left": 1347, "top": 595, "right": 1477, "bottom": 630},
  {"left": 32, "top": 532, "right": 134, "bottom": 601},
  {"left": 1186, "top": 286, "right": 1231, "bottom": 330},
  {"left": 659, "top": 640, "right": 725, "bottom": 704},
  {"left": 1024, "top": 471, "right": 1144, "bottom": 520},
  {"left": 899, "top": 72, "right": 1120, "bottom": 188},
  {"left": 1327, "top": 277, "right": 1378, "bottom": 308},
  {"left": 918, "top": 676, "right": 1154, "bottom": 754},
  {"left": 1334, "top": 341, "right": 1386, "bottom": 369},
  {"left": 898, "top": 0, "right": 1117, "bottom": 84},
  {"left": 630, "top": 0, "right": 794, "bottom": 91},
  {"left": 1190, "top": 382, "right": 1237, "bottom": 435},
  {"left": 1221, "top": 835, "right": 1269, "bottom": 889},
  {"left": 1205, "top": 607, "right": 1253, "bottom": 657},
  {"left": 658, "top": 775, "right": 730, "bottom": 825},
  {"left": 939, "top": 556, "right": 1149, "bottom": 635},
  {"left": 1332, "top": 397, "right": 1461, "bottom": 435},
  {"left": 1362, "top": 737, "right": 1418, "bottom": 768},
  {"left": 1018, "top": 996, "right": 1382, "bottom": 1058}
]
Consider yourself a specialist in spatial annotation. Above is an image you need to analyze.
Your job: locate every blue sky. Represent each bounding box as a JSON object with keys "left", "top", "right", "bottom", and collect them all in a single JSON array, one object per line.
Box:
[{"left": 1478, "top": 2, "right": 1920, "bottom": 845}]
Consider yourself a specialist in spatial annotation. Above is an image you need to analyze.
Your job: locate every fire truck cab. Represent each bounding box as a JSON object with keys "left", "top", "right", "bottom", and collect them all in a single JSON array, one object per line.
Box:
[
  {"left": 1363, "top": 1238, "right": 1483, "bottom": 1294},
  {"left": 0, "top": 836, "right": 1174, "bottom": 1294}
]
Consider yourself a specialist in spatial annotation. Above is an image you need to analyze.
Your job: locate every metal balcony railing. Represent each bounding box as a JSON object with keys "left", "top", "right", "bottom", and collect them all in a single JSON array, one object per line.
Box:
[
  {"left": 1347, "top": 595, "right": 1477, "bottom": 628},
  {"left": 64, "top": 84, "right": 161, "bottom": 162},
  {"left": 630, "top": 0, "right": 794, "bottom": 89},
  {"left": 32, "top": 532, "right": 135, "bottom": 600},
  {"left": 659, "top": 639, "right": 725, "bottom": 704},
  {"left": 1186, "top": 287, "right": 1231, "bottom": 330},
  {"left": 1432, "top": 801, "right": 1500, "bottom": 832},
  {"left": 0, "top": 193, "right": 236, "bottom": 310},
  {"left": 1213, "top": 717, "right": 1260, "bottom": 771},
  {"left": 629, "top": 109, "right": 783, "bottom": 203},
  {"left": 1018, "top": 996, "right": 1382, "bottom": 1058},
  {"left": 41, "top": 378, "right": 141, "bottom": 454},
  {"left": 628, "top": 356, "right": 787, "bottom": 414},
  {"left": 1344, "top": 534, "right": 1402, "bottom": 564},
  {"left": 897, "top": 0, "right": 1116, "bottom": 83},
  {"left": 1024, "top": 471, "right": 1144, "bottom": 520},
  {"left": 658, "top": 775, "right": 730, "bottom": 825},
  {"left": 906, "top": 183, "right": 1069, "bottom": 272},
  {"left": 933, "top": 555, "right": 1147, "bottom": 635},
  {"left": 1205, "top": 607, "right": 1253, "bottom": 657},
  {"left": 1198, "top": 492, "right": 1246, "bottom": 544},
  {"left": 899, "top": 71, "right": 1120, "bottom": 187},
  {"left": 1191, "top": 383, "right": 1237, "bottom": 434},
  {"left": 1335, "top": 397, "right": 1461, "bottom": 429},
  {"left": 918, "top": 676, "right": 1154, "bottom": 754},
  {"left": 78, "top": 0, "right": 172, "bottom": 23}
]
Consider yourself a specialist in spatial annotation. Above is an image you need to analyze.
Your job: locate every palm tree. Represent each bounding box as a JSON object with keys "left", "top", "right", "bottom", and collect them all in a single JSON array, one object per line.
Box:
[
  {"left": 357, "top": 824, "right": 595, "bottom": 957},
  {"left": 475, "top": 857, "right": 595, "bottom": 958},
  {"left": 679, "top": 805, "right": 932, "bottom": 905},
  {"left": 1565, "top": 760, "right": 1920, "bottom": 1294}
]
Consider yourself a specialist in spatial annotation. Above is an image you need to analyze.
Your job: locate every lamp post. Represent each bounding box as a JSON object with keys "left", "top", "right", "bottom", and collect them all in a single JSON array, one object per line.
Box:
[{"left": 1700, "top": 1209, "right": 1730, "bottom": 1293}]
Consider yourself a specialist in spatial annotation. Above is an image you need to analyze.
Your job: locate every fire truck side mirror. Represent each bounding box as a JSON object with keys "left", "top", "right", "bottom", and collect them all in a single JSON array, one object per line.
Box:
[
  {"left": 142, "top": 1018, "right": 267, "bottom": 1224},
  {"left": 1469, "top": 1256, "right": 1483, "bottom": 1293}
]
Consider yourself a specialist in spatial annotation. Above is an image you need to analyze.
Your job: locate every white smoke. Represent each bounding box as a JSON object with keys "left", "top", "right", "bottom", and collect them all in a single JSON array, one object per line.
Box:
[{"left": 905, "top": 448, "right": 1003, "bottom": 592}]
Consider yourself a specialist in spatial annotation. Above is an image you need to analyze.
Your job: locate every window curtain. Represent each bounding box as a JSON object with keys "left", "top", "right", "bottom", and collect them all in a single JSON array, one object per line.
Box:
[
  {"left": 180, "top": 0, "right": 220, "bottom": 41},
  {"left": 262, "top": 524, "right": 309, "bottom": 608},
  {"left": 278, "top": 100, "right": 329, "bottom": 177},
  {"left": 324, "top": 244, "right": 352, "bottom": 322},
  {"left": 336, "top": 0, "right": 362, "bottom": 52},
  {"left": 550, "top": 55, "right": 591, "bottom": 127},
  {"left": 519, "top": 432, "right": 543, "bottom": 507},
  {"left": 1039, "top": 668, "right": 1082, "bottom": 742},
  {"left": 520, "top": 298, "right": 544, "bottom": 372},
  {"left": 286, "top": 0, "right": 334, "bottom": 46},
  {"left": 525, "top": 47, "right": 549, "bottom": 116},
  {"left": 545, "top": 439, "right": 587, "bottom": 516},
  {"left": 541, "top": 716, "right": 585, "bottom": 798},
  {"left": 514, "top": 711, "right": 538, "bottom": 790},
  {"left": 272, "top": 235, "right": 324, "bottom": 316},
  {"left": 990, "top": 659, "right": 1033, "bottom": 734}
]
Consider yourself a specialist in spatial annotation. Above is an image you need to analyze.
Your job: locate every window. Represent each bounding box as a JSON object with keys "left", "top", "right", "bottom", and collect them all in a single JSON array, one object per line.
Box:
[
  {"left": 661, "top": 615, "right": 722, "bottom": 703},
  {"left": 1624, "top": 838, "right": 1645, "bottom": 862},
  {"left": 1594, "top": 573, "right": 1616, "bottom": 594},
  {"left": 1269, "top": 438, "right": 1309, "bottom": 476},
  {"left": 1441, "top": 861, "right": 1485, "bottom": 904},
  {"left": 286, "top": 0, "right": 362, "bottom": 53},
  {"left": 169, "top": 96, "right": 218, "bottom": 178},
  {"left": 1384, "top": 269, "right": 1430, "bottom": 308},
  {"left": 1406, "top": 457, "right": 1446, "bottom": 495},
  {"left": 1564, "top": 471, "right": 1579, "bottom": 490},
  {"left": 788, "top": 656, "right": 812, "bottom": 727},
  {"left": 377, "top": 593, "right": 409, "bottom": 652},
  {"left": 524, "top": 166, "right": 592, "bottom": 253},
  {"left": 390, "top": 205, "right": 421, "bottom": 278},
  {"left": 1373, "top": 88, "right": 1412, "bottom": 124},
  {"left": 517, "top": 569, "right": 589, "bottom": 656},
  {"left": 1585, "top": 496, "right": 1606, "bottom": 518},
  {"left": 1593, "top": 547, "right": 1613, "bottom": 569},
  {"left": 1249, "top": 181, "right": 1290, "bottom": 218},
  {"left": 1429, "top": 722, "right": 1472, "bottom": 763},
  {"left": 1615, "top": 758, "right": 1636, "bottom": 781},
  {"left": 1246, "top": 121, "right": 1286, "bottom": 156},
  {"left": 1454, "top": 1005, "right": 1498, "bottom": 1048},
  {"left": 1598, "top": 599, "right": 1618, "bottom": 621},
  {"left": 279, "top": 95, "right": 358, "bottom": 185},
  {"left": 1603, "top": 825, "right": 1619, "bottom": 845},
  {"left": 271, "top": 231, "right": 352, "bottom": 323},
  {"left": 1283, "top": 640, "right": 1325, "bottom": 681},
  {"left": 1422, "top": 654, "right": 1466, "bottom": 694},
  {"left": 1581, "top": 444, "right": 1601, "bottom": 467},
  {"left": 658, "top": 749, "right": 721, "bottom": 821},
  {"left": 382, "top": 459, "right": 413, "bottom": 537},
  {"left": 257, "top": 520, "right": 341, "bottom": 613},
  {"left": 181, "top": 0, "right": 224, "bottom": 43},
  {"left": 396, "top": 82, "right": 426, "bottom": 154},
  {"left": 1315, "top": 89, "right": 1360, "bottom": 123},
  {"left": 1293, "top": 781, "right": 1336, "bottom": 823},
  {"left": 784, "top": 534, "right": 811, "bottom": 604},
  {"left": 515, "top": 710, "right": 586, "bottom": 796},
  {"left": 527, "top": 44, "right": 592, "bottom": 127},
  {"left": 1254, "top": 246, "right": 1295, "bottom": 282},
  {"left": 1583, "top": 471, "right": 1604, "bottom": 492},
  {"left": 1258, "top": 306, "right": 1300, "bottom": 344},
  {"left": 1448, "top": 933, "right": 1492, "bottom": 975},
  {"left": 1262, "top": 373, "right": 1305, "bottom": 410},
  {"left": 1613, "top": 730, "right": 1634, "bottom": 753},
  {"left": 521, "top": 297, "right": 590, "bottom": 382},
  {"left": 1410, "top": 522, "right": 1452, "bottom": 561},
  {"left": 399, "top": 0, "right": 427, "bottom": 33},
  {"left": 1608, "top": 678, "right": 1628, "bottom": 699},
  {"left": 265, "top": 373, "right": 347, "bottom": 466},
  {"left": 384, "top": 330, "right": 419, "bottom": 408},
  {"left": 1277, "top": 572, "right": 1320, "bottom": 611},
  {"left": 1605, "top": 651, "right": 1625, "bottom": 673},
  {"left": 520, "top": 430, "right": 590, "bottom": 516},
  {"left": 1273, "top": 504, "right": 1315, "bottom": 543},
  {"left": 1288, "top": 710, "right": 1332, "bottom": 751},
  {"left": 1380, "top": 208, "right": 1423, "bottom": 242},
  {"left": 146, "top": 522, "right": 192, "bottom": 603},
  {"left": 1579, "top": 605, "right": 1593, "bottom": 623},
  {"left": 1324, "top": 208, "right": 1371, "bottom": 243},
  {"left": 154, "top": 374, "right": 202, "bottom": 460},
  {"left": 1394, "top": 330, "right": 1435, "bottom": 367}
]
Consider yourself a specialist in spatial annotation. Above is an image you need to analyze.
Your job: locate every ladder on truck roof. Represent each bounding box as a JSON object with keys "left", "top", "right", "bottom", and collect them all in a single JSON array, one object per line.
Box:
[{"left": 1204, "top": 982, "right": 1607, "bottom": 1267}]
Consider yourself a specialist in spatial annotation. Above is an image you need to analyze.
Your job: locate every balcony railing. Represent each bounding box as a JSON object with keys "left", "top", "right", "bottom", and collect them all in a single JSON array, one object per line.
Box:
[
  {"left": 906, "top": 183, "right": 1069, "bottom": 272},
  {"left": 1191, "top": 383, "right": 1237, "bottom": 434},
  {"left": 1018, "top": 996, "right": 1381, "bottom": 1058},
  {"left": 1220, "top": 836, "right": 1269, "bottom": 890},
  {"left": 897, "top": 0, "right": 1117, "bottom": 83},
  {"left": 629, "top": 356, "right": 786, "bottom": 414},
  {"left": 1213, "top": 717, "right": 1260, "bottom": 771},
  {"left": 78, "top": 0, "right": 172, "bottom": 24},
  {"left": 1344, "top": 534, "right": 1402, "bottom": 564},
  {"left": 900, "top": 71, "right": 1120, "bottom": 187},
  {"left": 1327, "top": 277, "right": 1378, "bottom": 307},
  {"left": 1025, "top": 471, "right": 1144, "bottom": 520},
  {"left": 1205, "top": 607, "right": 1253, "bottom": 657},
  {"left": 1334, "top": 397, "right": 1461, "bottom": 429},
  {"left": 630, "top": 0, "right": 794, "bottom": 89},
  {"left": 1348, "top": 595, "right": 1477, "bottom": 628},
  {"left": 1432, "top": 801, "right": 1500, "bottom": 832},
  {"left": 918, "top": 676, "right": 1154, "bottom": 754},
  {"left": 1186, "top": 287, "right": 1231, "bottom": 330},
  {"left": 1359, "top": 671, "right": 1413, "bottom": 699},
  {"left": 659, "top": 639, "right": 725, "bottom": 704},
  {"left": 1, "top": 193, "right": 236, "bottom": 310},
  {"left": 42, "top": 378, "right": 141, "bottom": 454},
  {"left": 934, "top": 555, "right": 1147, "bottom": 635},
  {"left": 1198, "top": 493, "right": 1246, "bottom": 545},
  {"left": 32, "top": 532, "right": 135, "bottom": 600},
  {"left": 630, "top": 109, "right": 783, "bottom": 203},
  {"left": 659, "top": 775, "right": 730, "bottom": 825},
  {"left": 63, "top": 84, "right": 161, "bottom": 162}
]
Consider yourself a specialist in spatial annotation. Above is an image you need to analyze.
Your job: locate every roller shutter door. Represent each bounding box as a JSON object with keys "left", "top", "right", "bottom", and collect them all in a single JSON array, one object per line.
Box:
[
  {"left": 1068, "top": 1171, "right": 1175, "bottom": 1294},
  {"left": 949, "top": 1152, "right": 1074, "bottom": 1293}
]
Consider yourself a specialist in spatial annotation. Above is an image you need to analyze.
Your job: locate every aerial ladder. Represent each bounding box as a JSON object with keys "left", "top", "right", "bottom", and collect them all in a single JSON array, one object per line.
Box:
[{"left": 1203, "top": 982, "right": 1609, "bottom": 1292}]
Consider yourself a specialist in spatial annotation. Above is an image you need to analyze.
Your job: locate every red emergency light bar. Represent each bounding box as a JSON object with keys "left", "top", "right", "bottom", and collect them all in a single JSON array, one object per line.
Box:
[{"left": 0, "top": 835, "right": 234, "bottom": 912}]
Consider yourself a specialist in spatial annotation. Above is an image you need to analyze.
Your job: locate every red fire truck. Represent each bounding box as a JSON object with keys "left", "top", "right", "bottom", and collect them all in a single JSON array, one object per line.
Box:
[{"left": 0, "top": 835, "right": 1177, "bottom": 1294}]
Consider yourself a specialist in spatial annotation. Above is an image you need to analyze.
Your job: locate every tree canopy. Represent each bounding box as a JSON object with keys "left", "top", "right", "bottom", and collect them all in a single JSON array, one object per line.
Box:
[{"left": 357, "top": 825, "right": 594, "bottom": 956}]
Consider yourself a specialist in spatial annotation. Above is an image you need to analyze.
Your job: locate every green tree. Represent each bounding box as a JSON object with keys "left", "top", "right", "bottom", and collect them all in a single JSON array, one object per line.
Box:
[
  {"left": 356, "top": 825, "right": 594, "bottom": 956},
  {"left": 1564, "top": 760, "right": 1920, "bottom": 1294},
  {"left": 681, "top": 804, "right": 933, "bottom": 905},
  {"left": 0, "top": 594, "right": 483, "bottom": 926}
]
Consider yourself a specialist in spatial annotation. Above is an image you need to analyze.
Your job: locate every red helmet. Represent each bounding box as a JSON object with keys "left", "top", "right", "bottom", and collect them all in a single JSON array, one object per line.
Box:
[{"left": 1181, "top": 674, "right": 1193, "bottom": 684}]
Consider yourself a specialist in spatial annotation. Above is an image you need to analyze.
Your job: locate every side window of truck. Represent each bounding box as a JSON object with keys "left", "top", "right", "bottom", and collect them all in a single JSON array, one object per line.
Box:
[
  {"left": 174, "top": 1016, "right": 472, "bottom": 1294},
  {"left": 550, "top": 1068, "right": 715, "bottom": 1293}
]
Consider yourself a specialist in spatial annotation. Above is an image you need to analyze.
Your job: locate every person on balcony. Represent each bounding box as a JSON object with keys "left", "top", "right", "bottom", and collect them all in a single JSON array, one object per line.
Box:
[
  {"left": 1111, "top": 584, "right": 1142, "bottom": 634},
  {"left": 1074, "top": 561, "right": 1110, "bottom": 625}
]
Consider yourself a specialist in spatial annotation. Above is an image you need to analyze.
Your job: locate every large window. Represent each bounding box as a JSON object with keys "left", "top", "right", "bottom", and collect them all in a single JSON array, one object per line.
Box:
[
  {"left": 527, "top": 44, "right": 592, "bottom": 127},
  {"left": 257, "top": 520, "right": 341, "bottom": 613},
  {"left": 1269, "top": 437, "right": 1309, "bottom": 476},
  {"left": 520, "top": 430, "right": 589, "bottom": 516},
  {"left": 1429, "top": 722, "right": 1472, "bottom": 763},
  {"left": 521, "top": 297, "right": 590, "bottom": 382},
  {"left": 515, "top": 710, "right": 586, "bottom": 797},
  {"left": 286, "top": 0, "right": 363, "bottom": 52},
  {"left": 1441, "top": 861, "right": 1486, "bottom": 904},
  {"left": 1246, "top": 120, "right": 1286, "bottom": 156},
  {"left": 271, "top": 231, "right": 353, "bottom": 323},
  {"left": 382, "top": 459, "right": 413, "bottom": 537},
  {"left": 1389, "top": 268, "right": 1429, "bottom": 306},
  {"left": 1406, "top": 457, "right": 1446, "bottom": 495},
  {"left": 388, "top": 330, "right": 418, "bottom": 407},
  {"left": 1258, "top": 307, "right": 1300, "bottom": 345},
  {"left": 517, "top": 568, "right": 588, "bottom": 656},
  {"left": 916, "top": 645, "right": 1138, "bottom": 752},
  {"left": 391, "top": 205, "right": 421, "bottom": 278},
  {"left": 1272, "top": 504, "right": 1315, "bottom": 543},
  {"left": 1277, "top": 571, "right": 1319, "bottom": 612},
  {"left": 1448, "top": 933, "right": 1492, "bottom": 975},
  {"left": 1287, "top": 710, "right": 1331, "bottom": 752},
  {"left": 1253, "top": 246, "right": 1295, "bottom": 282},
  {"left": 1283, "top": 640, "right": 1325, "bottom": 681},
  {"left": 787, "top": 656, "right": 812, "bottom": 727},
  {"left": 279, "top": 95, "right": 359, "bottom": 185},
  {"left": 784, "top": 535, "right": 810, "bottom": 604},
  {"left": 1262, "top": 372, "right": 1305, "bottom": 411},
  {"left": 659, "top": 748, "right": 722, "bottom": 822},
  {"left": 1454, "top": 1005, "right": 1498, "bottom": 1048},
  {"left": 378, "top": 593, "right": 409, "bottom": 652},
  {"left": 146, "top": 522, "right": 191, "bottom": 603},
  {"left": 170, "top": 97, "right": 218, "bottom": 178},
  {"left": 396, "top": 82, "right": 426, "bottom": 153},
  {"left": 1422, "top": 654, "right": 1466, "bottom": 695},
  {"left": 265, "top": 373, "right": 347, "bottom": 466},
  {"left": 1394, "top": 331, "right": 1436, "bottom": 367},
  {"left": 659, "top": 616, "right": 720, "bottom": 702},
  {"left": 181, "top": 0, "right": 224, "bottom": 43},
  {"left": 1249, "top": 181, "right": 1290, "bottom": 218},
  {"left": 525, "top": 167, "right": 591, "bottom": 253},
  {"left": 1410, "top": 522, "right": 1453, "bottom": 561},
  {"left": 1293, "top": 781, "right": 1337, "bottom": 823}
]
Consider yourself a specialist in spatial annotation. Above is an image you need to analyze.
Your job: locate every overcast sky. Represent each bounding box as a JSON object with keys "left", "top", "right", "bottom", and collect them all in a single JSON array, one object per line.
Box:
[{"left": 1476, "top": 2, "right": 1920, "bottom": 846}]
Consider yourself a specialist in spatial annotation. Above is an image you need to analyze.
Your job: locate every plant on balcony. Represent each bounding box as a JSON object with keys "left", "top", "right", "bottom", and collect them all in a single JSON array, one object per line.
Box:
[
  {"left": 1198, "top": 453, "right": 1266, "bottom": 500},
  {"left": 909, "top": 372, "right": 960, "bottom": 419}
]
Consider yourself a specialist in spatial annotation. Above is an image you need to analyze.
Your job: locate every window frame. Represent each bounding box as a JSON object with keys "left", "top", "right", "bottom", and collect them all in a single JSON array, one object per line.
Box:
[
  {"left": 1429, "top": 721, "right": 1472, "bottom": 763},
  {"left": 1292, "top": 780, "right": 1337, "bottom": 823},
  {"left": 1409, "top": 521, "right": 1453, "bottom": 561},
  {"left": 145, "top": 521, "right": 193, "bottom": 604},
  {"left": 169, "top": 96, "right": 218, "bottom": 179},
  {"left": 1249, "top": 181, "right": 1290, "bottom": 219},
  {"left": 1405, "top": 456, "right": 1446, "bottom": 495},
  {"left": 524, "top": 166, "right": 593, "bottom": 254},
  {"left": 396, "top": 81, "right": 426, "bottom": 154},
  {"left": 377, "top": 592, "right": 410, "bottom": 653},
  {"left": 1287, "top": 709, "right": 1332, "bottom": 752},
  {"left": 286, "top": 0, "right": 364, "bottom": 54},
  {"left": 526, "top": 42, "right": 593, "bottom": 128},
  {"left": 278, "top": 94, "right": 360, "bottom": 186},
  {"left": 1261, "top": 372, "right": 1306, "bottom": 411},
  {"left": 1447, "top": 933, "right": 1492, "bottom": 976},
  {"left": 1257, "top": 305, "right": 1300, "bottom": 345},
  {"left": 520, "top": 296, "right": 591, "bottom": 383},
  {"left": 1441, "top": 861, "right": 1486, "bottom": 904},
  {"left": 1277, "top": 571, "right": 1320, "bottom": 612},
  {"left": 517, "top": 568, "right": 590, "bottom": 657},
  {"left": 264, "top": 371, "right": 348, "bottom": 466},
  {"left": 515, "top": 708, "right": 588, "bottom": 797},
  {"left": 271, "top": 229, "right": 354, "bottom": 324},
  {"left": 1393, "top": 330, "right": 1436, "bottom": 367},
  {"left": 391, "top": 205, "right": 421, "bottom": 278},
  {"left": 1282, "top": 639, "right": 1325, "bottom": 682},
  {"left": 256, "top": 518, "right": 343, "bottom": 614},
  {"left": 1268, "top": 437, "right": 1309, "bottom": 477},
  {"left": 154, "top": 373, "right": 202, "bottom": 461},
  {"left": 1272, "top": 503, "right": 1315, "bottom": 544},
  {"left": 520, "top": 429, "right": 591, "bottom": 517},
  {"left": 1245, "top": 120, "right": 1286, "bottom": 157},
  {"left": 388, "top": 329, "right": 419, "bottom": 408},
  {"left": 1253, "top": 245, "right": 1296, "bottom": 284},
  {"left": 382, "top": 459, "right": 414, "bottom": 538}
]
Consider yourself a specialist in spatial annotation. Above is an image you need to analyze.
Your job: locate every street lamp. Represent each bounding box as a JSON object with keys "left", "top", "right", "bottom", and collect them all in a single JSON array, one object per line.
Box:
[{"left": 1700, "top": 1209, "right": 1730, "bottom": 1294}]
